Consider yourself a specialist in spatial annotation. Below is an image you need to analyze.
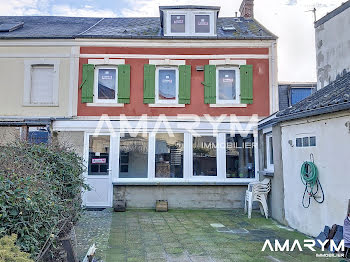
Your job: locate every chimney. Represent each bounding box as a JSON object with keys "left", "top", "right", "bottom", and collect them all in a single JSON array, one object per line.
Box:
[{"left": 239, "top": 0, "right": 254, "bottom": 19}]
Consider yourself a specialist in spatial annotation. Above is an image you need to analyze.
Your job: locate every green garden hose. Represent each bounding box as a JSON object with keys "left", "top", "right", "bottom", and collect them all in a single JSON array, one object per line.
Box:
[{"left": 300, "top": 161, "right": 325, "bottom": 208}]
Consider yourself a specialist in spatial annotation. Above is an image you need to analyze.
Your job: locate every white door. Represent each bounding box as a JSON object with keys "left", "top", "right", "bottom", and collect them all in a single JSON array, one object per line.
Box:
[{"left": 83, "top": 134, "right": 112, "bottom": 207}]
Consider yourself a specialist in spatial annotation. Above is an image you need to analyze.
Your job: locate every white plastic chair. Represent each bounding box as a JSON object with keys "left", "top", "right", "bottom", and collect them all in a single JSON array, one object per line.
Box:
[{"left": 244, "top": 178, "right": 271, "bottom": 219}]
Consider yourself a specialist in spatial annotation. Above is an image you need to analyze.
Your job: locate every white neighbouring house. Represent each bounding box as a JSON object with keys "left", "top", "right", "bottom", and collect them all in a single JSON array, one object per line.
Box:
[{"left": 258, "top": 1, "right": 350, "bottom": 237}]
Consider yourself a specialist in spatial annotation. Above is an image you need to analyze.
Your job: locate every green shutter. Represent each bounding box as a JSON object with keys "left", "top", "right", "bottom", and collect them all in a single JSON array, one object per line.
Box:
[
  {"left": 202, "top": 65, "right": 216, "bottom": 104},
  {"left": 240, "top": 65, "right": 253, "bottom": 104},
  {"left": 80, "top": 64, "right": 94, "bottom": 103},
  {"left": 179, "top": 65, "right": 191, "bottom": 104},
  {"left": 143, "top": 64, "right": 156, "bottom": 104},
  {"left": 118, "top": 64, "right": 131, "bottom": 104}
]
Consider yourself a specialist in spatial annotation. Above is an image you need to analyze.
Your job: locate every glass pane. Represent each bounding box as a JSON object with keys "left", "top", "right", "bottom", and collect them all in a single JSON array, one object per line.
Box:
[
  {"left": 88, "top": 136, "right": 110, "bottom": 176},
  {"left": 303, "top": 137, "right": 309, "bottom": 147},
  {"left": 155, "top": 134, "right": 184, "bottom": 178},
  {"left": 291, "top": 88, "right": 313, "bottom": 105},
  {"left": 98, "top": 68, "right": 116, "bottom": 99},
  {"left": 119, "top": 133, "right": 148, "bottom": 178},
  {"left": 158, "top": 69, "right": 176, "bottom": 101},
  {"left": 218, "top": 70, "right": 237, "bottom": 101},
  {"left": 195, "top": 15, "right": 210, "bottom": 33},
  {"left": 296, "top": 138, "right": 302, "bottom": 147},
  {"left": 193, "top": 136, "right": 217, "bottom": 176},
  {"left": 226, "top": 134, "right": 255, "bottom": 178},
  {"left": 269, "top": 136, "right": 274, "bottom": 165},
  {"left": 171, "top": 15, "right": 185, "bottom": 33},
  {"left": 310, "top": 136, "right": 316, "bottom": 147}
]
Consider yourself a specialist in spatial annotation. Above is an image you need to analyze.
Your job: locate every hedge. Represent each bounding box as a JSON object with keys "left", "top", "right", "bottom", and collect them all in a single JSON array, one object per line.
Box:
[{"left": 0, "top": 142, "right": 87, "bottom": 260}]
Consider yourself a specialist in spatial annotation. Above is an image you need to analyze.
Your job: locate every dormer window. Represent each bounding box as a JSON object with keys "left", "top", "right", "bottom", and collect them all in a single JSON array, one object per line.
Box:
[
  {"left": 161, "top": 6, "right": 219, "bottom": 37},
  {"left": 171, "top": 14, "right": 186, "bottom": 33}
]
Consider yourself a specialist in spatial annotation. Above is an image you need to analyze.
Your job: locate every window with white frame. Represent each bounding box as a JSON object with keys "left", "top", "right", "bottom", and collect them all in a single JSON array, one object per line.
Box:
[
  {"left": 104, "top": 132, "right": 257, "bottom": 183},
  {"left": 155, "top": 66, "right": 179, "bottom": 104},
  {"left": 165, "top": 10, "right": 216, "bottom": 36},
  {"left": 119, "top": 133, "right": 148, "bottom": 179},
  {"left": 94, "top": 66, "right": 118, "bottom": 103},
  {"left": 265, "top": 133, "right": 274, "bottom": 171},
  {"left": 193, "top": 136, "right": 217, "bottom": 177},
  {"left": 216, "top": 66, "right": 240, "bottom": 104},
  {"left": 155, "top": 133, "right": 184, "bottom": 178},
  {"left": 226, "top": 134, "right": 255, "bottom": 178},
  {"left": 24, "top": 61, "right": 59, "bottom": 106}
]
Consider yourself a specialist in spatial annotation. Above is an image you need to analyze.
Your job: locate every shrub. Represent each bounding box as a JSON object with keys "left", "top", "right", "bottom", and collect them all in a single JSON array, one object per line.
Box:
[
  {"left": 0, "top": 142, "right": 87, "bottom": 260},
  {"left": 0, "top": 234, "right": 33, "bottom": 262}
]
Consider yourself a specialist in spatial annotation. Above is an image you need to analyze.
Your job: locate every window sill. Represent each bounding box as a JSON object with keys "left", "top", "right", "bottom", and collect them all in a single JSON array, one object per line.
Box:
[
  {"left": 112, "top": 181, "right": 253, "bottom": 186},
  {"left": 258, "top": 170, "right": 274, "bottom": 177},
  {"left": 86, "top": 103, "right": 124, "bottom": 107},
  {"left": 23, "top": 103, "right": 59, "bottom": 107},
  {"left": 209, "top": 104, "right": 247, "bottom": 108},
  {"left": 148, "top": 104, "right": 185, "bottom": 108}
]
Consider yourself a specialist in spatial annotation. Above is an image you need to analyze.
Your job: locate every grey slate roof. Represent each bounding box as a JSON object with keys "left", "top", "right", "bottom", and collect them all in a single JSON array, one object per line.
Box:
[
  {"left": 0, "top": 16, "right": 276, "bottom": 40},
  {"left": 277, "top": 72, "right": 350, "bottom": 122}
]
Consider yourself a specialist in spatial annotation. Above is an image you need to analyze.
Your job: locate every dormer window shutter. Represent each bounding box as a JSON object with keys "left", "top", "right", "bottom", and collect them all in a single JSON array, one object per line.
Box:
[
  {"left": 118, "top": 64, "right": 131, "bottom": 104},
  {"left": 240, "top": 65, "right": 253, "bottom": 104},
  {"left": 178, "top": 65, "right": 191, "bottom": 104},
  {"left": 80, "top": 64, "right": 94, "bottom": 103},
  {"left": 202, "top": 65, "right": 216, "bottom": 104},
  {"left": 143, "top": 64, "right": 156, "bottom": 104}
]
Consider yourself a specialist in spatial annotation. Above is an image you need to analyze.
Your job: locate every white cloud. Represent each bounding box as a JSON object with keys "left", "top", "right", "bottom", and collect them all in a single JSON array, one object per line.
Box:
[
  {"left": 51, "top": 5, "right": 117, "bottom": 17},
  {"left": 0, "top": 0, "right": 49, "bottom": 16},
  {"left": 121, "top": 0, "right": 344, "bottom": 82}
]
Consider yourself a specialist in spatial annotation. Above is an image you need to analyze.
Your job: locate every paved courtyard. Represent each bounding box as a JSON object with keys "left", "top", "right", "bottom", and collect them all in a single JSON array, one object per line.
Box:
[{"left": 73, "top": 209, "right": 341, "bottom": 262}]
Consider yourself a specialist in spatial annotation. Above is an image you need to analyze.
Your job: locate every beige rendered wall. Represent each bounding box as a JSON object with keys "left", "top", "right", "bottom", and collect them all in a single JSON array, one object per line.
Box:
[
  {"left": 281, "top": 111, "right": 350, "bottom": 236},
  {"left": 0, "top": 127, "right": 20, "bottom": 145},
  {"left": 0, "top": 46, "right": 74, "bottom": 117},
  {"left": 53, "top": 131, "right": 85, "bottom": 157}
]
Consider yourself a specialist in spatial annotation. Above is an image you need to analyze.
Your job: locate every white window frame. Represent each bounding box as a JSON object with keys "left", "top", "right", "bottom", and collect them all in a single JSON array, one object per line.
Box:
[
  {"left": 192, "top": 11, "right": 215, "bottom": 36},
  {"left": 265, "top": 132, "right": 274, "bottom": 171},
  {"left": 164, "top": 10, "right": 216, "bottom": 37},
  {"left": 23, "top": 59, "right": 60, "bottom": 107},
  {"left": 155, "top": 66, "right": 179, "bottom": 105},
  {"left": 216, "top": 66, "right": 241, "bottom": 105},
  {"left": 94, "top": 66, "right": 119, "bottom": 104},
  {"left": 166, "top": 11, "right": 190, "bottom": 36}
]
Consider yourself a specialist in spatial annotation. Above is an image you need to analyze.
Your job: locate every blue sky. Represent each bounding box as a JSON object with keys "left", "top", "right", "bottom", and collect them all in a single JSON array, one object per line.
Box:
[{"left": 0, "top": 0, "right": 345, "bottom": 82}]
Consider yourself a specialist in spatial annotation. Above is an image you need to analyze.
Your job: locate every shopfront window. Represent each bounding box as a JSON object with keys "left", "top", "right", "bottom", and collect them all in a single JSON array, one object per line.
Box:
[
  {"left": 119, "top": 133, "right": 148, "bottom": 178},
  {"left": 155, "top": 133, "right": 184, "bottom": 178},
  {"left": 88, "top": 136, "right": 110, "bottom": 176},
  {"left": 226, "top": 134, "right": 255, "bottom": 178},
  {"left": 193, "top": 136, "right": 217, "bottom": 176}
]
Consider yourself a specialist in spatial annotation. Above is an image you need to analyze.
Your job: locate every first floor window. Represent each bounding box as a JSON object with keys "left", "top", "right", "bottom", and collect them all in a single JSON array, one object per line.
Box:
[
  {"left": 155, "top": 133, "right": 184, "bottom": 178},
  {"left": 226, "top": 134, "right": 255, "bottom": 178},
  {"left": 119, "top": 133, "right": 148, "bottom": 178},
  {"left": 156, "top": 66, "right": 178, "bottom": 103},
  {"left": 193, "top": 136, "right": 217, "bottom": 176},
  {"left": 88, "top": 136, "right": 110, "bottom": 176},
  {"left": 217, "top": 67, "right": 240, "bottom": 104},
  {"left": 95, "top": 67, "right": 118, "bottom": 102},
  {"left": 31, "top": 65, "right": 54, "bottom": 104}
]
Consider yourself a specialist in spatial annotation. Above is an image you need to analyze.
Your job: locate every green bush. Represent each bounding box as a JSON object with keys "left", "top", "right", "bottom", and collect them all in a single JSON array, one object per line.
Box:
[
  {"left": 0, "top": 142, "right": 87, "bottom": 260},
  {"left": 0, "top": 234, "right": 33, "bottom": 262}
]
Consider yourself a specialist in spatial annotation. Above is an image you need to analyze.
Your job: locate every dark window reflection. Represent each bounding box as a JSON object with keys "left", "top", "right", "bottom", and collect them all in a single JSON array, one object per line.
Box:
[
  {"left": 226, "top": 134, "right": 255, "bottom": 178},
  {"left": 193, "top": 136, "right": 217, "bottom": 176}
]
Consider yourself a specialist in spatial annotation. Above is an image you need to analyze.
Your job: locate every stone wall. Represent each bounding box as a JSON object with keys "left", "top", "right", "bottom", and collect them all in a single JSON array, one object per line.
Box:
[{"left": 114, "top": 185, "right": 247, "bottom": 209}]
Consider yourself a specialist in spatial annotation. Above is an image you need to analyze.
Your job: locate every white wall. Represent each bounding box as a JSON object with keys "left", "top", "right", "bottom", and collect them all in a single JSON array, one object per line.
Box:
[
  {"left": 315, "top": 6, "right": 350, "bottom": 89},
  {"left": 281, "top": 111, "right": 350, "bottom": 236}
]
